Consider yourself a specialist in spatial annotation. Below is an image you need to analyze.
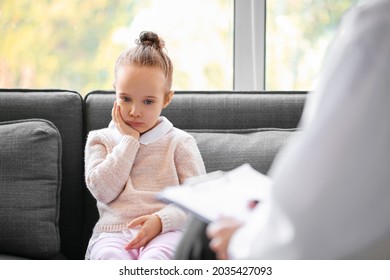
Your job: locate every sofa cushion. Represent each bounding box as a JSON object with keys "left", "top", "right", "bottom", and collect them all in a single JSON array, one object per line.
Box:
[
  {"left": 0, "top": 119, "right": 62, "bottom": 259},
  {"left": 188, "top": 128, "right": 296, "bottom": 174},
  {"left": 0, "top": 89, "right": 84, "bottom": 259}
]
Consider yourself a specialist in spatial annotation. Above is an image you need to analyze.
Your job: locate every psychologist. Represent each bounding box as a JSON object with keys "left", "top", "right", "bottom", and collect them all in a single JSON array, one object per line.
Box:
[{"left": 175, "top": 0, "right": 390, "bottom": 260}]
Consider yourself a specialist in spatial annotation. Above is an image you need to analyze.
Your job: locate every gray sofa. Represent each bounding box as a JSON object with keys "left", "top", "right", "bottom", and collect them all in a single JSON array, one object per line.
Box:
[{"left": 0, "top": 89, "right": 306, "bottom": 259}]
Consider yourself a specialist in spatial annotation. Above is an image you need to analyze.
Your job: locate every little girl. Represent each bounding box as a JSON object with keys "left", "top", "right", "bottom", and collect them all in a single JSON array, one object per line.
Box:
[{"left": 84, "top": 31, "right": 206, "bottom": 260}]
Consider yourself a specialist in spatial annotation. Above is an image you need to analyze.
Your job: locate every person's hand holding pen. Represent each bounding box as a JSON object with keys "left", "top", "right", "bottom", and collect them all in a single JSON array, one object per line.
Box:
[
  {"left": 206, "top": 200, "right": 259, "bottom": 259},
  {"left": 206, "top": 217, "right": 242, "bottom": 260}
]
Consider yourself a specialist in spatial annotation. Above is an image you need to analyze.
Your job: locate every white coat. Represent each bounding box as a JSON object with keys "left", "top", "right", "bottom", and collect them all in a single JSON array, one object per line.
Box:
[{"left": 229, "top": 0, "right": 390, "bottom": 259}]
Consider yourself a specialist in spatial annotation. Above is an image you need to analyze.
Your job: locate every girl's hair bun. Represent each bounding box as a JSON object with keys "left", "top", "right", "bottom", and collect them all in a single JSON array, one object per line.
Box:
[
  {"left": 136, "top": 31, "right": 165, "bottom": 50},
  {"left": 115, "top": 30, "right": 173, "bottom": 89}
]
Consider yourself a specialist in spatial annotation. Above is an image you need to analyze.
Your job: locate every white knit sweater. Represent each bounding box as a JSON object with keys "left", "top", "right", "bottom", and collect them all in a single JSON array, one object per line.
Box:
[{"left": 85, "top": 117, "right": 206, "bottom": 234}]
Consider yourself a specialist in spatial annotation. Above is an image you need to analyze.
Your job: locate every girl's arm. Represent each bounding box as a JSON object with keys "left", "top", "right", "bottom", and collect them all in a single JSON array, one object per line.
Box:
[
  {"left": 85, "top": 131, "right": 140, "bottom": 203},
  {"left": 174, "top": 136, "right": 206, "bottom": 184},
  {"left": 156, "top": 135, "right": 206, "bottom": 233}
]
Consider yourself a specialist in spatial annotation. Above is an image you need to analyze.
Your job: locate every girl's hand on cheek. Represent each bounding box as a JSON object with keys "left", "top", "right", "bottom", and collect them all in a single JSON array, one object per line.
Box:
[{"left": 112, "top": 101, "right": 140, "bottom": 140}]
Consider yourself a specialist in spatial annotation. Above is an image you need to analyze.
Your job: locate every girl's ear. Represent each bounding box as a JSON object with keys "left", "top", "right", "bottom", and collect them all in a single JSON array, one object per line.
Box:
[{"left": 163, "top": 90, "right": 174, "bottom": 109}]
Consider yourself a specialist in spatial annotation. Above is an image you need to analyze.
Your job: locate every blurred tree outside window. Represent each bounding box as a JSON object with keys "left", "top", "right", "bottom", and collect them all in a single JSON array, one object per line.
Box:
[
  {"left": 0, "top": 0, "right": 233, "bottom": 96},
  {"left": 266, "top": 0, "right": 359, "bottom": 90}
]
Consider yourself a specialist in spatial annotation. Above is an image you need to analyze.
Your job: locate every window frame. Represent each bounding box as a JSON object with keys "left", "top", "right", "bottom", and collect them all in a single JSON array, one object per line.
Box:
[{"left": 234, "top": 0, "right": 266, "bottom": 90}]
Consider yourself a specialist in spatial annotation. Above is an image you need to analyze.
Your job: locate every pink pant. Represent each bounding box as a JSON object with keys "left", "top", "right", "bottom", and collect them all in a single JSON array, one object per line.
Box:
[{"left": 87, "top": 229, "right": 182, "bottom": 260}]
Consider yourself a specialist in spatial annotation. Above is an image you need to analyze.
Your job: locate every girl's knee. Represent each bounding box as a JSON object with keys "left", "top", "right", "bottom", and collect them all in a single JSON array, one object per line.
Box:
[
  {"left": 90, "top": 246, "right": 124, "bottom": 260},
  {"left": 89, "top": 239, "right": 133, "bottom": 259},
  {"left": 139, "top": 243, "right": 176, "bottom": 260}
]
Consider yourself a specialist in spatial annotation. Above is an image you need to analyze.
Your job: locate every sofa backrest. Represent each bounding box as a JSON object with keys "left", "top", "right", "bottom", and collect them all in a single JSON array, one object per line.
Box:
[
  {"left": 0, "top": 89, "right": 84, "bottom": 260},
  {"left": 84, "top": 90, "right": 306, "bottom": 131},
  {"left": 84, "top": 91, "right": 306, "bottom": 170}
]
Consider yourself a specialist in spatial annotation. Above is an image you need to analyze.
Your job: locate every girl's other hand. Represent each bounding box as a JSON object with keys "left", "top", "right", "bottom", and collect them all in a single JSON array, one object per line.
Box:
[
  {"left": 111, "top": 101, "right": 140, "bottom": 140},
  {"left": 125, "top": 214, "right": 162, "bottom": 250}
]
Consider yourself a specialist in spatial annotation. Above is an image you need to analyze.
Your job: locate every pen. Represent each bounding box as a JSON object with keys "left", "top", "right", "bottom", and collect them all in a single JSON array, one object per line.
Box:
[{"left": 248, "top": 200, "right": 259, "bottom": 209}]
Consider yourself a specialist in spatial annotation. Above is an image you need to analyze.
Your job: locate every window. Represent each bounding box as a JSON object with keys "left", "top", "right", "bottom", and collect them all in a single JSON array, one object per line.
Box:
[
  {"left": 234, "top": 0, "right": 359, "bottom": 90},
  {"left": 265, "top": 0, "right": 360, "bottom": 90},
  {"left": 0, "top": 0, "right": 359, "bottom": 95},
  {"left": 0, "top": 0, "right": 233, "bottom": 96}
]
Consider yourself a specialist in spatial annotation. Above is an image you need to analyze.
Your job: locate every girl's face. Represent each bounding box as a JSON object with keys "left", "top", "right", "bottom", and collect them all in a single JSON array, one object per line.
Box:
[{"left": 114, "top": 64, "right": 173, "bottom": 134}]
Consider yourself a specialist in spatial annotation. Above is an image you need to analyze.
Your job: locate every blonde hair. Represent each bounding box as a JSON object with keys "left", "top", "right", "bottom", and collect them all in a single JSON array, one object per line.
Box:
[{"left": 114, "top": 31, "right": 173, "bottom": 91}]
